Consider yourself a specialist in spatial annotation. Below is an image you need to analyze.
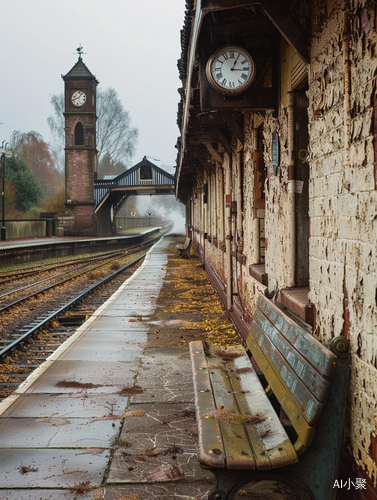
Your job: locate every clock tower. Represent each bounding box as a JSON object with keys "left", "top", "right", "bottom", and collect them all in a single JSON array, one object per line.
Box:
[{"left": 62, "top": 49, "right": 98, "bottom": 235}]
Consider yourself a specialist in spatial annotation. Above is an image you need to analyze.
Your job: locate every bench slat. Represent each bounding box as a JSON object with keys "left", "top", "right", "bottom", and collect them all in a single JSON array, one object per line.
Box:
[
  {"left": 246, "top": 331, "right": 316, "bottom": 449},
  {"left": 250, "top": 318, "right": 326, "bottom": 423},
  {"left": 190, "top": 343, "right": 226, "bottom": 468},
  {"left": 258, "top": 296, "right": 336, "bottom": 378},
  {"left": 212, "top": 353, "right": 298, "bottom": 469},
  {"left": 254, "top": 308, "right": 331, "bottom": 403},
  {"left": 206, "top": 353, "right": 258, "bottom": 470}
]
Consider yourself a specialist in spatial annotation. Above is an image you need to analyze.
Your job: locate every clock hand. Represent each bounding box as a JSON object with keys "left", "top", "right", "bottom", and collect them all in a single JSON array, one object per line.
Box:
[{"left": 231, "top": 53, "right": 240, "bottom": 70}]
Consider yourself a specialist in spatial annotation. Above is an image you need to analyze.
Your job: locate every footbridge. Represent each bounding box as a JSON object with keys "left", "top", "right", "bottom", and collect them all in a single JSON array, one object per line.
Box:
[{"left": 94, "top": 157, "right": 175, "bottom": 236}]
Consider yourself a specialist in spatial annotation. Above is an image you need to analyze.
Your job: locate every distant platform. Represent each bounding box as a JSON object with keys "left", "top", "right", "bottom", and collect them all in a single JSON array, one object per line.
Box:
[{"left": 0, "top": 227, "right": 165, "bottom": 266}]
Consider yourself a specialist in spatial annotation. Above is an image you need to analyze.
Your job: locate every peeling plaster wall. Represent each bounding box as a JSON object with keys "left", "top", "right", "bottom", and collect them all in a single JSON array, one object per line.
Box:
[
  {"left": 308, "top": 0, "right": 377, "bottom": 484},
  {"left": 263, "top": 107, "right": 293, "bottom": 291}
]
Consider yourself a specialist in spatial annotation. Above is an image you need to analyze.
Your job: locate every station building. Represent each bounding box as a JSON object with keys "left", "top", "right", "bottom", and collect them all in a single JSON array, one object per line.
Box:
[{"left": 176, "top": 0, "right": 377, "bottom": 494}]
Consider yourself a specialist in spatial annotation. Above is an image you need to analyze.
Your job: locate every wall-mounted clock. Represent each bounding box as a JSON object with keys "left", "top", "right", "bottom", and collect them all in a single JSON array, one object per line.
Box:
[
  {"left": 71, "top": 90, "right": 87, "bottom": 106},
  {"left": 206, "top": 46, "right": 256, "bottom": 96}
]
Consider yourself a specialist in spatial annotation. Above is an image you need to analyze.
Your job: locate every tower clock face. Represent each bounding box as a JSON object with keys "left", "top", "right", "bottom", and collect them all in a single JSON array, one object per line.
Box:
[
  {"left": 71, "top": 90, "right": 87, "bottom": 106},
  {"left": 206, "top": 46, "right": 256, "bottom": 95}
]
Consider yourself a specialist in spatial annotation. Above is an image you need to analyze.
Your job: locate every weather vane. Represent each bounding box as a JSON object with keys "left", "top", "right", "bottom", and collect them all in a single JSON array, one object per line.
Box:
[{"left": 75, "top": 44, "right": 86, "bottom": 58}]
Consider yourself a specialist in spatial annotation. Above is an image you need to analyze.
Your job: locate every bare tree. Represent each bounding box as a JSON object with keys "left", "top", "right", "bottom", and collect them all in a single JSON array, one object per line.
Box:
[
  {"left": 96, "top": 88, "right": 138, "bottom": 166},
  {"left": 47, "top": 93, "right": 65, "bottom": 172},
  {"left": 47, "top": 88, "right": 138, "bottom": 175}
]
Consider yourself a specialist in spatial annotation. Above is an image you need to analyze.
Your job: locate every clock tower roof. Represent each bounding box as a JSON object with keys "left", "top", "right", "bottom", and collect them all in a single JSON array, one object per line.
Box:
[{"left": 62, "top": 56, "right": 99, "bottom": 84}]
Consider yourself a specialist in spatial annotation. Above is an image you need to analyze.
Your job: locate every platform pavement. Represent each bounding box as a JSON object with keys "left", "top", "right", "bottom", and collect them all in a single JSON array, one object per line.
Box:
[
  {"left": 0, "top": 227, "right": 160, "bottom": 250},
  {"left": 0, "top": 236, "right": 218, "bottom": 500}
]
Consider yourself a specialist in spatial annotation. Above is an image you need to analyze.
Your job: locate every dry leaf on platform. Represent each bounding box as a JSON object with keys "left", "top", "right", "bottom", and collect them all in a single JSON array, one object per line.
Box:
[
  {"left": 19, "top": 463, "right": 38, "bottom": 474},
  {"left": 124, "top": 410, "right": 146, "bottom": 417},
  {"left": 204, "top": 409, "right": 264, "bottom": 425},
  {"left": 146, "top": 464, "right": 184, "bottom": 482}
]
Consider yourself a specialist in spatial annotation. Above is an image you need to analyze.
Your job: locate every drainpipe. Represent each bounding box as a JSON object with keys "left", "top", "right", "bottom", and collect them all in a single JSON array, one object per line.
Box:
[
  {"left": 253, "top": 128, "right": 260, "bottom": 263},
  {"left": 236, "top": 144, "right": 243, "bottom": 248},
  {"left": 224, "top": 153, "right": 233, "bottom": 310},
  {"left": 287, "top": 91, "right": 296, "bottom": 287},
  {"left": 343, "top": 12, "right": 351, "bottom": 179},
  {"left": 202, "top": 191, "right": 206, "bottom": 268}
]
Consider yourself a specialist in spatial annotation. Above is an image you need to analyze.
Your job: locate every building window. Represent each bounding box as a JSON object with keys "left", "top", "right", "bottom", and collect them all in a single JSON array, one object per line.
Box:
[
  {"left": 74, "top": 123, "right": 84, "bottom": 146},
  {"left": 140, "top": 164, "right": 152, "bottom": 180}
]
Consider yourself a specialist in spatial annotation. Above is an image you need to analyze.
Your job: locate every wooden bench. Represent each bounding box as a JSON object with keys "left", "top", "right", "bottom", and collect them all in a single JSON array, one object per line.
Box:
[
  {"left": 190, "top": 294, "right": 350, "bottom": 500},
  {"left": 177, "top": 237, "right": 191, "bottom": 258}
]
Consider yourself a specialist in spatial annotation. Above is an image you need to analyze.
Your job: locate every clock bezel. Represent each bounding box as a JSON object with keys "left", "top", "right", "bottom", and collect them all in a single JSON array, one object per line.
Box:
[
  {"left": 71, "top": 90, "right": 87, "bottom": 107},
  {"left": 206, "top": 45, "right": 256, "bottom": 96}
]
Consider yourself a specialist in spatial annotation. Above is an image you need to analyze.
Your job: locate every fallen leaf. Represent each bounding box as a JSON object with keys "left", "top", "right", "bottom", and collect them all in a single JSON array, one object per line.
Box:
[
  {"left": 235, "top": 367, "right": 253, "bottom": 374},
  {"left": 36, "top": 418, "right": 69, "bottom": 426},
  {"left": 79, "top": 448, "right": 105, "bottom": 455},
  {"left": 146, "top": 464, "right": 184, "bottom": 482},
  {"left": 204, "top": 409, "right": 265, "bottom": 425},
  {"left": 119, "top": 385, "right": 143, "bottom": 396},
  {"left": 19, "top": 463, "right": 38, "bottom": 474},
  {"left": 124, "top": 410, "right": 146, "bottom": 417},
  {"left": 73, "top": 480, "right": 92, "bottom": 493},
  {"left": 144, "top": 448, "right": 160, "bottom": 456}
]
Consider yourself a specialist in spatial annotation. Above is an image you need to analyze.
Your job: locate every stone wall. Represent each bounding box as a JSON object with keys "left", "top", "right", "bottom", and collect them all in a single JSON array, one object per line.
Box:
[{"left": 307, "top": 0, "right": 377, "bottom": 485}]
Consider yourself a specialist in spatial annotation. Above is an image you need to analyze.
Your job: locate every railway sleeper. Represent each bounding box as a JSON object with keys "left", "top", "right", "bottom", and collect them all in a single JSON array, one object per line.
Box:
[
  {"left": 24, "top": 349, "right": 55, "bottom": 354},
  {"left": 11, "top": 364, "right": 40, "bottom": 368},
  {"left": 30, "top": 343, "right": 61, "bottom": 347},
  {"left": 17, "top": 356, "right": 48, "bottom": 361}
]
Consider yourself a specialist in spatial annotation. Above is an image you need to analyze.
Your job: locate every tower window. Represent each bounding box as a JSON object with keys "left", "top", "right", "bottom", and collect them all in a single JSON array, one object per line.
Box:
[{"left": 74, "top": 122, "right": 84, "bottom": 145}]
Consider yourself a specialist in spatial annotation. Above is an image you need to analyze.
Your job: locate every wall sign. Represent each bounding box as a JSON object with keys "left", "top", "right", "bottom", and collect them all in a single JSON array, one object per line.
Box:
[{"left": 271, "top": 129, "right": 280, "bottom": 175}]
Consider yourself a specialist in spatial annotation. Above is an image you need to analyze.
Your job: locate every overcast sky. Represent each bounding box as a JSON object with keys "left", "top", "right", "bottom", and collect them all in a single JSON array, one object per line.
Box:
[{"left": 0, "top": 0, "right": 185, "bottom": 170}]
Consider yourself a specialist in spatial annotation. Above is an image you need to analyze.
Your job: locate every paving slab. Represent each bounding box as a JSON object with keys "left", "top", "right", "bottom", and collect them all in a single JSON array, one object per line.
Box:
[
  {"left": 0, "top": 416, "right": 120, "bottom": 448},
  {"left": 104, "top": 481, "right": 213, "bottom": 500},
  {"left": 0, "top": 393, "right": 127, "bottom": 419},
  {"left": 102, "top": 304, "right": 157, "bottom": 315},
  {"left": 66, "top": 328, "right": 147, "bottom": 341},
  {"left": 59, "top": 340, "right": 142, "bottom": 362},
  {"left": 22, "top": 360, "right": 135, "bottom": 395},
  {"left": 130, "top": 348, "right": 194, "bottom": 404},
  {"left": 108, "top": 402, "right": 210, "bottom": 484},
  {"left": 0, "top": 449, "right": 109, "bottom": 488},
  {"left": 0, "top": 490, "right": 97, "bottom": 500},
  {"left": 82, "top": 317, "right": 148, "bottom": 332}
]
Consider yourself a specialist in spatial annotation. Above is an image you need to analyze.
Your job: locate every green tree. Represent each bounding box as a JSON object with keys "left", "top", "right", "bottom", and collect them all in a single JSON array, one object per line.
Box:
[
  {"left": 10, "top": 130, "right": 63, "bottom": 211},
  {"left": 6, "top": 156, "right": 43, "bottom": 211}
]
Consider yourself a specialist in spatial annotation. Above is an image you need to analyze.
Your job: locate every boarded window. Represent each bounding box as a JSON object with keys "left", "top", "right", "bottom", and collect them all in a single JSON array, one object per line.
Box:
[{"left": 74, "top": 123, "right": 84, "bottom": 146}]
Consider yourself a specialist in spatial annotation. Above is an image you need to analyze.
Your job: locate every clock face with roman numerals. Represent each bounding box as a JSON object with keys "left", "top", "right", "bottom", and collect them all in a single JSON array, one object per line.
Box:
[{"left": 206, "top": 46, "right": 256, "bottom": 95}]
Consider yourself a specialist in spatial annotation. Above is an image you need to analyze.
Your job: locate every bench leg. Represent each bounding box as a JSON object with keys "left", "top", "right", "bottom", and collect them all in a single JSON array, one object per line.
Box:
[{"left": 205, "top": 468, "right": 314, "bottom": 500}]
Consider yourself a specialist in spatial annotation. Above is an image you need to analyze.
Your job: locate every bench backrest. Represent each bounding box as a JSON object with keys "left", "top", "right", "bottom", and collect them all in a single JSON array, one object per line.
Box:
[
  {"left": 184, "top": 237, "right": 191, "bottom": 247},
  {"left": 247, "top": 295, "right": 337, "bottom": 453}
]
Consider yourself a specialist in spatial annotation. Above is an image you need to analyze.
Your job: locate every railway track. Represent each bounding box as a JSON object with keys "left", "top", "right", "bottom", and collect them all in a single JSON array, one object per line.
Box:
[
  {"left": 0, "top": 249, "right": 134, "bottom": 311},
  {"left": 0, "top": 236, "right": 161, "bottom": 399}
]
